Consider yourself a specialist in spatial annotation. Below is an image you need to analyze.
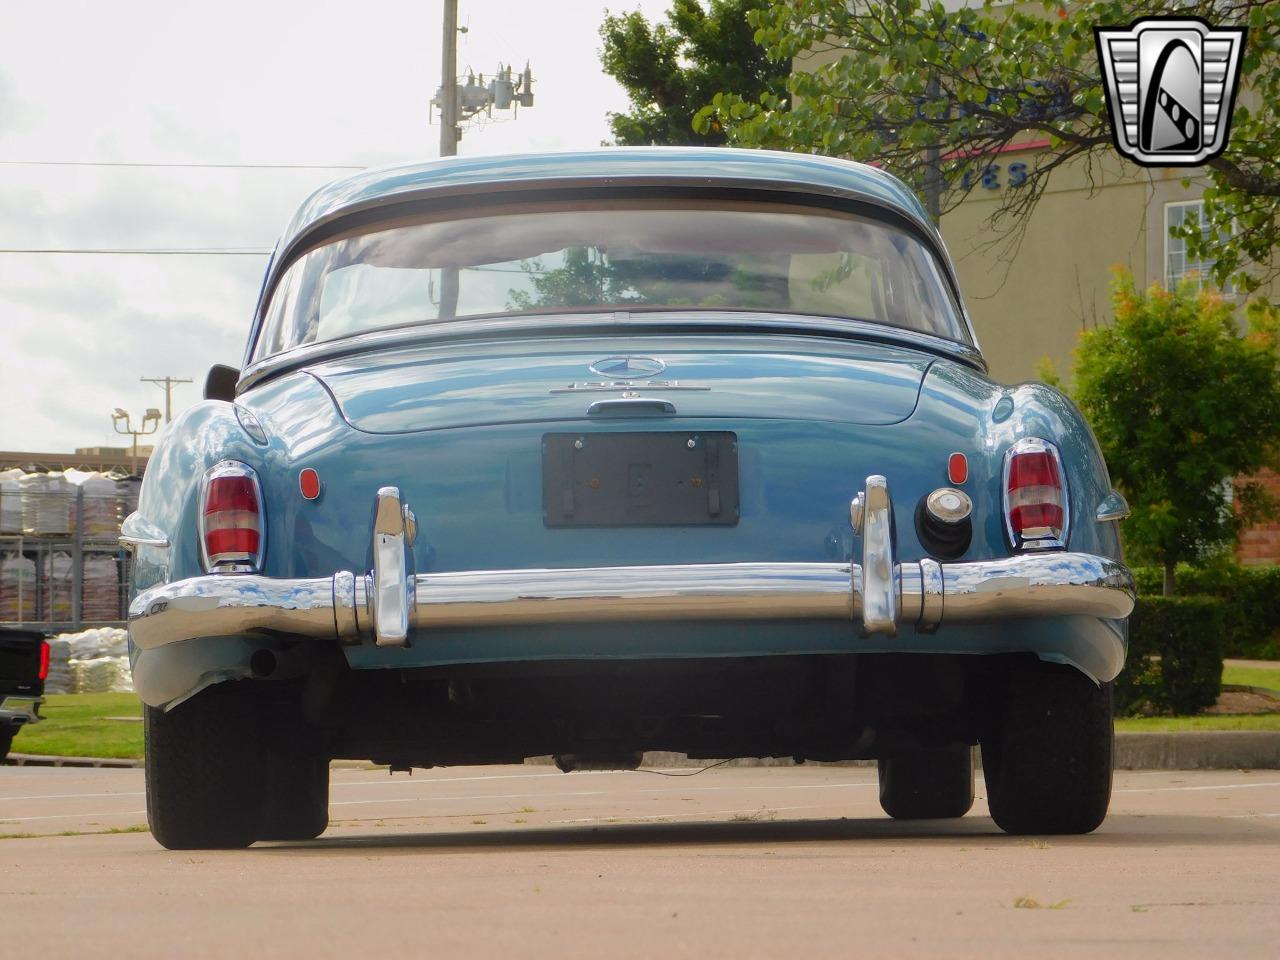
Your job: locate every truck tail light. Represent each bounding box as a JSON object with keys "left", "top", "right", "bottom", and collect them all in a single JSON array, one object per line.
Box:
[
  {"left": 38, "top": 640, "right": 50, "bottom": 682},
  {"left": 1003, "top": 438, "right": 1068, "bottom": 550},
  {"left": 199, "top": 461, "right": 265, "bottom": 572}
]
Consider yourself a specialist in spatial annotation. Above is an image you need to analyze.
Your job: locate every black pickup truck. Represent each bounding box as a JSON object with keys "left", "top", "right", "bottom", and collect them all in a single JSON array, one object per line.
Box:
[{"left": 1, "top": 628, "right": 47, "bottom": 761}]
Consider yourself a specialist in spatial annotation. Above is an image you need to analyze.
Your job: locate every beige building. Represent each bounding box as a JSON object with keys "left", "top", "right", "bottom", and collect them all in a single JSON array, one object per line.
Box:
[{"left": 938, "top": 144, "right": 1266, "bottom": 384}]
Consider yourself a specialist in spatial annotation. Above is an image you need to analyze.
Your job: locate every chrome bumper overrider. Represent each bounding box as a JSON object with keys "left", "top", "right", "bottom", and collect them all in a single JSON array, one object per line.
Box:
[{"left": 128, "top": 478, "right": 1135, "bottom": 652}]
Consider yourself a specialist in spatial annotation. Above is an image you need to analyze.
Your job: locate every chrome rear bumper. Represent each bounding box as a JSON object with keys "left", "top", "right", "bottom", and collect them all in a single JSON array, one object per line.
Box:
[
  {"left": 128, "top": 479, "right": 1135, "bottom": 652},
  {"left": 0, "top": 695, "right": 42, "bottom": 726}
]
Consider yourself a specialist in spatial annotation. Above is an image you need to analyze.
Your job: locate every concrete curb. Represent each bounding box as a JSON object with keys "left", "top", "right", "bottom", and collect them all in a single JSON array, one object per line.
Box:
[
  {"left": 6, "top": 731, "right": 1279, "bottom": 771},
  {"left": 3, "top": 753, "right": 142, "bottom": 768},
  {"left": 618, "top": 731, "right": 1280, "bottom": 771},
  {"left": 1114, "top": 731, "right": 1280, "bottom": 770}
]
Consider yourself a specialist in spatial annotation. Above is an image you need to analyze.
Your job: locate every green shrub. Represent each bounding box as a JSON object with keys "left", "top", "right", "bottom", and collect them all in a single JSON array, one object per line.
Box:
[
  {"left": 1130, "top": 562, "right": 1280, "bottom": 659},
  {"left": 1116, "top": 596, "right": 1225, "bottom": 716}
]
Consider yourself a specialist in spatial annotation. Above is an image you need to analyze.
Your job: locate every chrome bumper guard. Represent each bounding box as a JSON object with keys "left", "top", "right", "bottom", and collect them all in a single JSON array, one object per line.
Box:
[{"left": 128, "top": 478, "right": 1135, "bottom": 652}]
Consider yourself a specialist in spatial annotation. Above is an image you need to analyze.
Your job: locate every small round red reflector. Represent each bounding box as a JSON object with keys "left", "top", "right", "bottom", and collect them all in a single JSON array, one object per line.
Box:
[
  {"left": 299, "top": 468, "right": 321, "bottom": 501},
  {"left": 947, "top": 452, "right": 968, "bottom": 485}
]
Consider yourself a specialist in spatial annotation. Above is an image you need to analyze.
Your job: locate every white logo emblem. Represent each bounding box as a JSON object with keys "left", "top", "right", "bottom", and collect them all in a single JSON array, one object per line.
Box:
[{"left": 1094, "top": 17, "right": 1246, "bottom": 166}]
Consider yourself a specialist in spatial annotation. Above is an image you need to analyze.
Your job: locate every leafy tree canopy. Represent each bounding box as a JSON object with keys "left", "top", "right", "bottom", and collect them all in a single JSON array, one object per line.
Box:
[
  {"left": 1073, "top": 270, "right": 1280, "bottom": 591},
  {"left": 600, "top": 0, "right": 789, "bottom": 145},
  {"left": 697, "top": 1, "right": 1280, "bottom": 292}
]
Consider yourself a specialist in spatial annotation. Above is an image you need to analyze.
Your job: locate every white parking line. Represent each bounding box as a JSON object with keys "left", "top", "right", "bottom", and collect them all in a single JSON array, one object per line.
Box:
[
  {"left": 1, "top": 809, "right": 147, "bottom": 824},
  {"left": 0, "top": 791, "right": 146, "bottom": 803},
  {"left": 1115, "top": 781, "right": 1280, "bottom": 794},
  {"left": 331, "top": 771, "right": 567, "bottom": 788}
]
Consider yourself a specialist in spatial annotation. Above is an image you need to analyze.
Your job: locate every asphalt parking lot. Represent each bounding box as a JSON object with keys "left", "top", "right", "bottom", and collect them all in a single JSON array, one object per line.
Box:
[{"left": 2, "top": 763, "right": 1278, "bottom": 959}]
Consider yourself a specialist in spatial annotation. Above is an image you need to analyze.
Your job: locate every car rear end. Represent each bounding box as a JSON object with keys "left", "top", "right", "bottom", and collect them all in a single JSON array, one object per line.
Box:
[
  {"left": 0, "top": 627, "right": 48, "bottom": 759},
  {"left": 124, "top": 151, "right": 1135, "bottom": 846}
]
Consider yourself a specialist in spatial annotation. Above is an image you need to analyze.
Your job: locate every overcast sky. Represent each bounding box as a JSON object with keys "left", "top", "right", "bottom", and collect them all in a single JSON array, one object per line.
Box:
[{"left": 0, "top": 0, "right": 670, "bottom": 453}]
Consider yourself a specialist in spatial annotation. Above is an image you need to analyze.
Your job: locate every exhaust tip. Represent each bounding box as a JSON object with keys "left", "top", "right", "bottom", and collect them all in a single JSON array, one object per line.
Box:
[{"left": 249, "top": 649, "right": 277, "bottom": 678}]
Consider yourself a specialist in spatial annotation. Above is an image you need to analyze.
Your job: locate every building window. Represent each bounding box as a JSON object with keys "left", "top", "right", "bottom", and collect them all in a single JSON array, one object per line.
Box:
[{"left": 1165, "top": 200, "right": 1229, "bottom": 292}]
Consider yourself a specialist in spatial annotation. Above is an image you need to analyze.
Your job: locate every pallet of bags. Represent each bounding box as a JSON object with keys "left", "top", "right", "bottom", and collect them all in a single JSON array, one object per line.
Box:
[
  {"left": 40, "top": 551, "right": 74, "bottom": 622},
  {"left": 108, "top": 655, "right": 133, "bottom": 693},
  {"left": 0, "top": 552, "right": 36, "bottom": 622},
  {"left": 0, "top": 469, "right": 23, "bottom": 534},
  {"left": 80, "top": 554, "right": 121, "bottom": 621},
  {"left": 43, "top": 639, "right": 73, "bottom": 695},
  {"left": 67, "top": 471, "right": 122, "bottom": 537},
  {"left": 72, "top": 657, "right": 121, "bottom": 694},
  {"left": 21, "top": 472, "right": 73, "bottom": 535},
  {"left": 60, "top": 626, "right": 128, "bottom": 660}
]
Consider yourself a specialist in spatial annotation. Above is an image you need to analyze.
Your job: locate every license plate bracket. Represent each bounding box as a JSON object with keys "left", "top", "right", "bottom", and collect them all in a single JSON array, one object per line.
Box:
[{"left": 542, "top": 432, "right": 739, "bottom": 527}]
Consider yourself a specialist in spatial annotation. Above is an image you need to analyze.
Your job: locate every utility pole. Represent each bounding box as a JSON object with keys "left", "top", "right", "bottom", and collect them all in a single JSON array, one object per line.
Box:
[
  {"left": 141, "top": 375, "right": 193, "bottom": 423},
  {"left": 431, "top": 2, "right": 535, "bottom": 155},
  {"left": 440, "top": 0, "right": 459, "bottom": 158},
  {"left": 431, "top": 1, "right": 537, "bottom": 316}
]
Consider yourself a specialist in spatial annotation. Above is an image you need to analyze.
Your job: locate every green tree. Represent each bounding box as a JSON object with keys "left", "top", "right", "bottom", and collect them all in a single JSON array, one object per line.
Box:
[
  {"left": 698, "top": 0, "right": 1280, "bottom": 291},
  {"left": 1073, "top": 270, "right": 1280, "bottom": 594},
  {"left": 600, "top": 0, "right": 788, "bottom": 146}
]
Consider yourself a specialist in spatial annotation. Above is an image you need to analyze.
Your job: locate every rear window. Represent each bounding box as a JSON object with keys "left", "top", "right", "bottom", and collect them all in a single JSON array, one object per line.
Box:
[{"left": 252, "top": 199, "right": 967, "bottom": 361}]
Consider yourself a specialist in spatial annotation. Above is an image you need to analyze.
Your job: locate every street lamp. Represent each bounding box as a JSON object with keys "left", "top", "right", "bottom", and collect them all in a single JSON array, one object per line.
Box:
[{"left": 112, "top": 407, "right": 162, "bottom": 476}]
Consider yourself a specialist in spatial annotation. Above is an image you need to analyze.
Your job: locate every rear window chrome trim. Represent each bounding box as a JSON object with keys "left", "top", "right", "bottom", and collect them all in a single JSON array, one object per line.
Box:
[{"left": 234, "top": 311, "right": 986, "bottom": 395}]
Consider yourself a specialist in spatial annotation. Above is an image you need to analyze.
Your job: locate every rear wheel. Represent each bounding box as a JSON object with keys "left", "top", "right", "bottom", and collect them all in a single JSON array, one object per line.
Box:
[
  {"left": 981, "top": 665, "right": 1113, "bottom": 835},
  {"left": 145, "top": 682, "right": 267, "bottom": 850},
  {"left": 0, "top": 727, "right": 13, "bottom": 762},
  {"left": 878, "top": 746, "right": 975, "bottom": 819}
]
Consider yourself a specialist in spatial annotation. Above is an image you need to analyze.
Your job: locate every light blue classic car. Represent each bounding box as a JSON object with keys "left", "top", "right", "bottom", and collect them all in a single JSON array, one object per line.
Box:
[{"left": 123, "top": 148, "right": 1134, "bottom": 848}]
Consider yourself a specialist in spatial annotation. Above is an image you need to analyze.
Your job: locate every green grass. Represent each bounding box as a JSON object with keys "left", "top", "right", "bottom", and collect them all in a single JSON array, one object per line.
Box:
[
  {"left": 1222, "top": 664, "right": 1280, "bottom": 692},
  {"left": 1116, "top": 713, "right": 1280, "bottom": 732},
  {"left": 12, "top": 693, "right": 143, "bottom": 759}
]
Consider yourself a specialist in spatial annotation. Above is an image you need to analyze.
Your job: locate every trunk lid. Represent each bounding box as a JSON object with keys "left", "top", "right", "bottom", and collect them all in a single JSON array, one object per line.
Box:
[{"left": 307, "top": 334, "right": 933, "bottom": 433}]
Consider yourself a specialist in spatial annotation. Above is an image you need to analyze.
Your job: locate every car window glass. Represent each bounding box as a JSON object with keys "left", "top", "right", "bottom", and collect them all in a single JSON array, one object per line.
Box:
[{"left": 253, "top": 200, "right": 967, "bottom": 361}]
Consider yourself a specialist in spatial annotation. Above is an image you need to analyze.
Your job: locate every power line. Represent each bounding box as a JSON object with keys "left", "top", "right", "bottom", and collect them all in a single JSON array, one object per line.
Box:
[
  {"left": 0, "top": 247, "right": 271, "bottom": 255},
  {"left": 0, "top": 159, "right": 367, "bottom": 171}
]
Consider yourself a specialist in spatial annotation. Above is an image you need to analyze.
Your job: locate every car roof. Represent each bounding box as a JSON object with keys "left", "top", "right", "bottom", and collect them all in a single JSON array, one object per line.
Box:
[{"left": 275, "top": 147, "right": 937, "bottom": 258}]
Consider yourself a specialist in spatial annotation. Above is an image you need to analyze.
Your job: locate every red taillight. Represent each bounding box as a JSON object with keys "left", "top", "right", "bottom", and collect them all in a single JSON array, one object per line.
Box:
[
  {"left": 200, "top": 461, "right": 264, "bottom": 571},
  {"left": 38, "top": 640, "right": 50, "bottom": 682},
  {"left": 1004, "top": 438, "right": 1068, "bottom": 549}
]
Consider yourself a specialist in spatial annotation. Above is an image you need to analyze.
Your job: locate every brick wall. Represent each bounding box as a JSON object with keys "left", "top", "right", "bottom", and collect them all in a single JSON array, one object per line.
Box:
[{"left": 1238, "top": 469, "right": 1280, "bottom": 565}]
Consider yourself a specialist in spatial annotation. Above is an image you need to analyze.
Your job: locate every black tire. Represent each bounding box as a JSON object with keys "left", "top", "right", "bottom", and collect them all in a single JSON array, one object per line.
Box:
[
  {"left": 878, "top": 746, "right": 975, "bottom": 819},
  {"left": 145, "top": 682, "right": 267, "bottom": 850},
  {"left": 0, "top": 726, "right": 13, "bottom": 762},
  {"left": 258, "top": 749, "right": 329, "bottom": 841},
  {"left": 981, "top": 666, "right": 1113, "bottom": 835}
]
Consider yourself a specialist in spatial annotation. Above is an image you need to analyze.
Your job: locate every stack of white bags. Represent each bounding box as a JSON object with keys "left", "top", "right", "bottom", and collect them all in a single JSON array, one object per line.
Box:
[
  {"left": 20, "top": 472, "right": 73, "bottom": 535},
  {"left": 0, "top": 469, "right": 24, "bottom": 533},
  {"left": 0, "top": 552, "right": 36, "bottom": 622},
  {"left": 43, "top": 627, "right": 132, "bottom": 695}
]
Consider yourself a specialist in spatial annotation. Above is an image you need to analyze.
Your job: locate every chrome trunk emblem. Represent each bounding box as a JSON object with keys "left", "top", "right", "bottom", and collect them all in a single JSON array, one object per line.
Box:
[{"left": 588, "top": 356, "right": 666, "bottom": 378}]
